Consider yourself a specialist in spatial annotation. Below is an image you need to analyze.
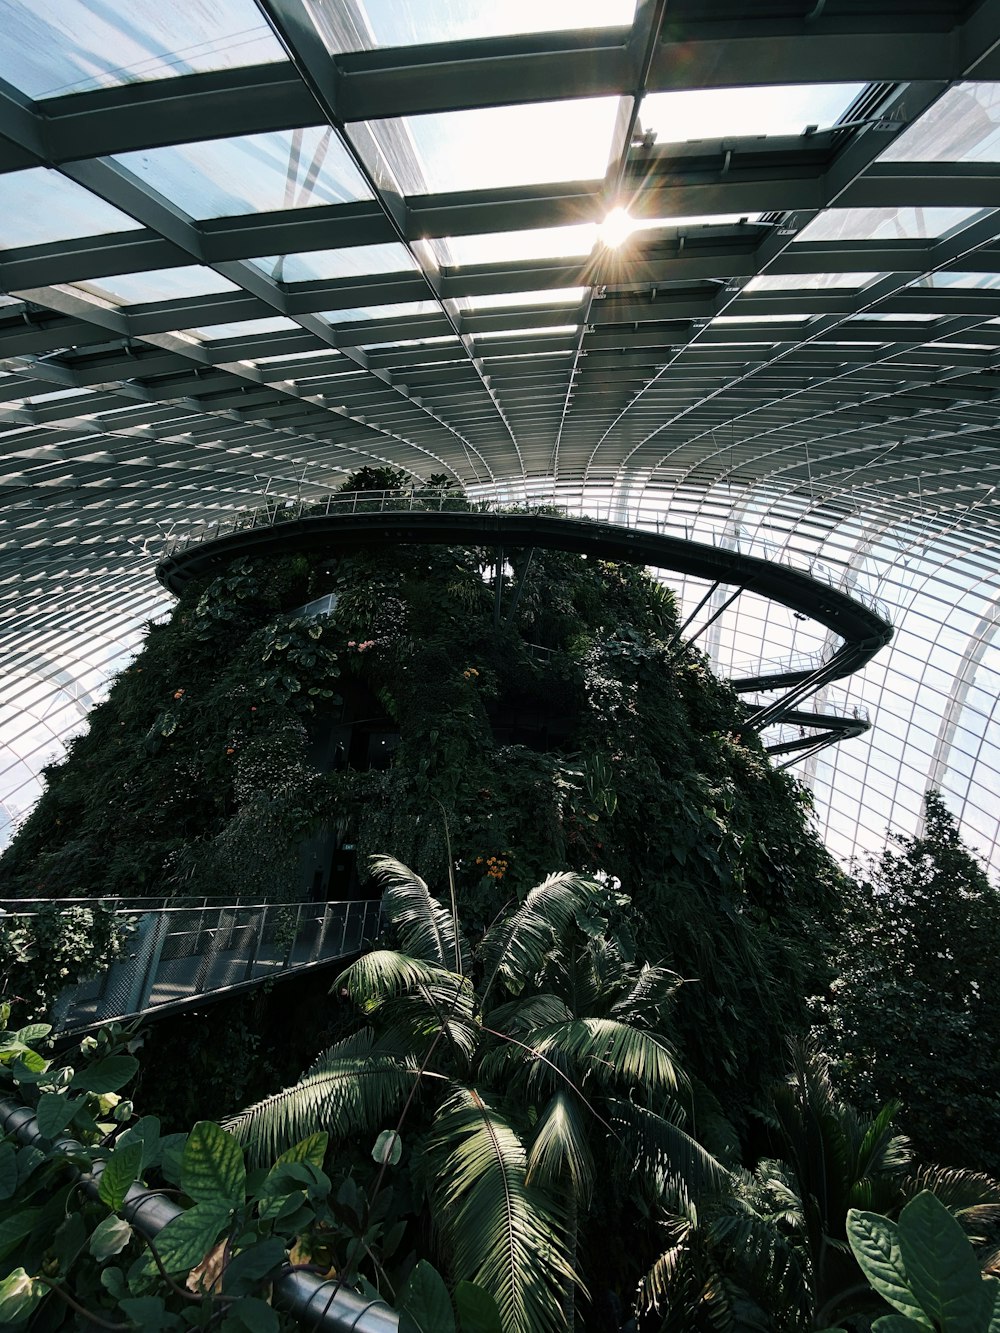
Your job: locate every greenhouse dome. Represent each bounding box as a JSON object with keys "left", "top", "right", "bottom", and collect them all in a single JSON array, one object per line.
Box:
[{"left": 2, "top": 0, "right": 1000, "bottom": 873}]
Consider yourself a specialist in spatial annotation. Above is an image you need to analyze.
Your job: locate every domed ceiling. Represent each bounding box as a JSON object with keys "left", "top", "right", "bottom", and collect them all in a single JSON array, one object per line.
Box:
[{"left": 2, "top": 0, "right": 1000, "bottom": 870}]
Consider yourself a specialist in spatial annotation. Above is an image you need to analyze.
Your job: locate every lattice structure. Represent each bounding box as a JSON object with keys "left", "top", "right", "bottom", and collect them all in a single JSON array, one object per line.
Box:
[{"left": 3, "top": 1, "right": 1000, "bottom": 869}]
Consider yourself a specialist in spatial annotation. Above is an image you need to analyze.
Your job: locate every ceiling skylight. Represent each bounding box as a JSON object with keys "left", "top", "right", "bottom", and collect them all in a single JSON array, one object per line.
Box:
[
  {"left": 459, "top": 288, "right": 587, "bottom": 311},
  {"left": 187, "top": 317, "right": 301, "bottom": 341},
  {"left": 0, "top": 0, "right": 286, "bottom": 101},
  {"left": 376, "top": 97, "right": 621, "bottom": 194},
  {"left": 308, "top": 0, "right": 636, "bottom": 53},
  {"left": 253, "top": 245, "right": 417, "bottom": 285},
  {"left": 324, "top": 301, "right": 442, "bottom": 324},
  {"left": 439, "top": 225, "right": 600, "bottom": 267},
  {"left": 640, "top": 83, "right": 865, "bottom": 143},
  {"left": 881, "top": 84, "right": 1000, "bottom": 163},
  {"left": 114, "top": 128, "right": 371, "bottom": 220},
  {"left": 745, "top": 273, "right": 881, "bottom": 292},
  {"left": 794, "top": 207, "right": 985, "bottom": 242},
  {"left": 0, "top": 169, "right": 144, "bottom": 249},
  {"left": 71, "top": 267, "right": 241, "bottom": 307}
]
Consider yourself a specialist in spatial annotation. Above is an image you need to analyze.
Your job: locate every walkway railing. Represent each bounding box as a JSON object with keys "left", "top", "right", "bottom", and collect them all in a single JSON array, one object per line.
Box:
[
  {"left": 159, "top": 488, "right": 891, "bottom": 626},
  {"left": 2, "top": 897, "right": 381, "bottom": 1033}
]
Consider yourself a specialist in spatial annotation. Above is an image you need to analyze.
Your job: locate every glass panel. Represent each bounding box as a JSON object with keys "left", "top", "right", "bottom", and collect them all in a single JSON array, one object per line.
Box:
[
  {"left": 641, "top": 83, "right": 865, "bottom": 143},
  {"left": 635, "top": 213, "right": 764, "bottom": 230},
  {"left": 253, "top": 244, "right": 416, "bottom": 284},
  {"left": 441, "top": 224, "right": 600, "bottom": 266},
  {"left": 474, "top": 324, "right": 578, "bottom": 338},
  {"left": 114, "top": 128, "right": 371, "bottom": 219},
  {"left": 307, "top": 0, "right": 636, "bottom": 54},
  {"left": 714, "top": 314, "right": 813, "bottom": 323},
  {"left": 71, "top": 266, "right": 240, "bottom": 306},
  {"left": 852, "top": 313, "right": 940, "bottom": 321},
  {"left": 0, "top": 169, "right": 144, "bottom": 248},
  {"left": 915, "top": 271, "right": 1000, "bottom": 290},
  {"left": 377, "top": 97, "right": 620, "bottom": 193},
  {"left": 0, "top": 0, "right": 286, "bottom": 101},
  {"left": 460, "top": 286, "right": 587, "bottom": 310},
  {"left": 361, "top": 334, "right": 461, "bottom": 349},
  {"left": 794, "top": 206, "right": 984, "bottom": 242},
  {"left": 881, "top": 84, "right": 1000, "bottom": 163},
  {"left": 744, "top": 272, "right": 880, "bottom": 291},
  {"left": 187, "top": 316, "right": 301, "bottom": 340},
  {"left": 324, "top": 300, "right": 441, "bottom": 323}
]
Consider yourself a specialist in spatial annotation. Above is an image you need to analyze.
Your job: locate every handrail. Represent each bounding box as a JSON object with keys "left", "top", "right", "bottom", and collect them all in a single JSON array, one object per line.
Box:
[
  {"left": 0, "top": 1099, "right": 398, "bottom": 1332},
  {"left": 26, "top": 898, "right": 383, "bottom": 1033}
]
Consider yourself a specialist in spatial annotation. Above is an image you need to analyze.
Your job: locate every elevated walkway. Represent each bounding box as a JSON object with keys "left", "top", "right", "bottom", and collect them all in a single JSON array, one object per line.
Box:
[{"left": 2, "top": 897, "right": 380, "bottom": 1033}]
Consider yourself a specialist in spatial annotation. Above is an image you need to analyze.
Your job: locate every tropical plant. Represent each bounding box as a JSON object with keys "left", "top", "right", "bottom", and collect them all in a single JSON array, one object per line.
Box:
[
  {"left": 0, "top": 902, "right": 131, "bottom": 1023},
  {"left": 846, "top": 1189, "right": 1000, "bottom": 1333},
  {"left": 225, "top": 856, "right": 731, "bottom": 1332},
  {"left": 0, "top": 1009, "right": 487, "bottom": 1331},
  {"left": 636, "top": 1045, "right": 1000, "bottom": 1332},
  {"left": 814, "top": 792, "right": 1000, "bottom": 1175}
]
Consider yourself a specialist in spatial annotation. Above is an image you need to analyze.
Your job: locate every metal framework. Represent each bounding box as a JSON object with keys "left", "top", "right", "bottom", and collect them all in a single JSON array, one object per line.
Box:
[{"left": 3, "top": 0, "right": 1000, "bottom": 869}]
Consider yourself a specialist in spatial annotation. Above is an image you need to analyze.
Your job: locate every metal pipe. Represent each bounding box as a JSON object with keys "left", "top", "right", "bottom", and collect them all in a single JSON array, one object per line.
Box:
[{"left": 0, "top": 1099, "right": 398, "bottom": 1332}]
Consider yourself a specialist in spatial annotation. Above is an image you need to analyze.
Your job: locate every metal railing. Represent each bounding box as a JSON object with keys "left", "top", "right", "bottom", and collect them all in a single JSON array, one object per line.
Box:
[
  {"left": 158, "top": 487, "right": 892, "bottom": 626},
  {"left": 1, "top": 898, "right": 382, "bottom": 1033}
]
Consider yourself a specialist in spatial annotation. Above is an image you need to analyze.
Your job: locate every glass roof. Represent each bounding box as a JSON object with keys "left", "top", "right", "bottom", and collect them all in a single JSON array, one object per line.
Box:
[
  {"left": 253, "top": 245, "right": 417, "bottom": 285},
  {"left": 0, "top": 169, "right": 144, "bottom": 248},
  {"left": 6, "top": 3, "right": 1000, "bottom": 879},
  {"left": 71, "top": 266, "right": 241, "bottom": 306},
  {"left": 640, "top": 84, "right": 866, "bottom": 143},
  {"left": 881, "top": 84, "right": 1000, "bottom": 163},
  {"left": 0, "top": 0, "right": 286, "bottom": 101},
  {"left": 382, "top": 97, "right": 621, "bottom": 193},
  {"left": 114, "top": 128, "right": 372, "bottom": 219},
  {"left": 794, "top": 207, "right": 985, "bottom": 242},
  {"left": 308, "top": 0, "right": 637, "bottom": 53}
]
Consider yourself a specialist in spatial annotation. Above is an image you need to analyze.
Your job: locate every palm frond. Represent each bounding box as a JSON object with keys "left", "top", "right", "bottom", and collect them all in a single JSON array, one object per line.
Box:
[
  {"left": 637, "top": 1239, "right": 689, "bottom": 1314},
  {"left": 335, "top": 948, "right": 463, "bottom": 1008},
  {"left": 224, "top": 1028, "right": 416, "bottom": 1166},
  {"left": 486, "top": 992, "right": 574, "bottom": 1034},
  {"left": 903, "top": 1166, "right": 1000, "bottom": 1237},
  {"left": 526, "top": 1089, "right": 595, "bottom": 1203},
  {"left": 610, "top": 963, "right": 682, "bottom": 1026},
  {"left": 377, "top": 981, "right": 481, "bottom": 1066},
  {"left": 527, "top": 1017, "right": 688, "bottom": 1100},
  {"left": 426, "top": 1086, "right": 580, "bottom": 1333},
  {"left": 608, "top": 1097, "right": 732, "bottom": 1200},
  {"left": 479, "top": 871, "right": 604, "bottom": 1000},
  {"left": 371, "top": 854, "right": 471, "bottom": 972}
]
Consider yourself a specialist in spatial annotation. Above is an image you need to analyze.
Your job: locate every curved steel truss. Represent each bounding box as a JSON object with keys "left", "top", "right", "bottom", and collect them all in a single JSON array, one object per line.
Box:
[{"left": 3, "top": 0, "right": 1000, "bottom": 869}]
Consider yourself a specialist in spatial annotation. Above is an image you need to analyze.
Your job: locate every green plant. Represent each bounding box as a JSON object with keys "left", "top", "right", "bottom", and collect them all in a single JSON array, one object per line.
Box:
[
  {"left": 847, "top": 1190, "right": 999, "bottom": 1332},
  {"left": 224, "top": 856, "right": 730, "bottom": 1332},
  {"left": 0, "top": 903, "right": 131, "bottom": 1023}
]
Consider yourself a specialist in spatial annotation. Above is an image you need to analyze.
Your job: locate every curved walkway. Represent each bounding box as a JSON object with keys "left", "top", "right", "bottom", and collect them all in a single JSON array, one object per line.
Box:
[{"left": 156, "top": 494, "right": 892, "bottom": 734}]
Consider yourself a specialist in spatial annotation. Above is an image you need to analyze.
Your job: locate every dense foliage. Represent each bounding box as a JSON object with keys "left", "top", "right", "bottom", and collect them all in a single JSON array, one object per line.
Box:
[
  {"left": 0, "top": 480, "right": 841, "bottom": 1123},
  {"left": 814, "top": 793, "right": 1000, "bottom": 1176}
]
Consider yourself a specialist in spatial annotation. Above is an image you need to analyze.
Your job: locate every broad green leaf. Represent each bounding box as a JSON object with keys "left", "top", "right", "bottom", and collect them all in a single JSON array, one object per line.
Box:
[
  {"left": 456, "top": 1280, "right": 504, "bottom": 1333},
  {"left": 90, "top": 1214, "right": 133, "bottom": 1263},
  {"left": 0, "top": 1208, "right": 41, "bottom": 1263},
  {"left": 182, "top": 1121, "right": 246, "bottom": 1207},
  {"left": 119, "top": 1295, "right": 183, "bottom": 1331},
  {"left": 847, "top": 1209, "right": 929, "bottom": 1325},
  {"left": 0, "top": 1142, "right": 16, "bottom": 1200},
  {"left": 897, "top": 1191, "right": 992, "bottom": 1332},
  {"left": 11, "top": 1050, "right": 47, "bottom": 1075},
  {"left": 115, "top": 1116, "right": 162, "bottom": 1172},
  {"left": 399, "top": 1260, "right": 456, "bottom": 1333},
  {"left": 221, "top": 1238, "right": 287, "bottom": 1296},
  {"left": 71, "top": 1054, "right": 139, "bottom": 1094},
  {"left": 15, "top": 1024, "right": 51, "bottom": 1045},
  {"left": 989, "top": 1281, "right": 1000, "bottom": 1333},
  {"left": 98, "top": 1141, "right": 142, "bottom": 1210},
  {"left": 151, "top": 1201, "right": 231, "bottom": 1273},
  {"left": 273, "top": 1132, "right": 328, "bottom": 1170},
  {"left": 159, "top": 1133, "right": 188, "bottom": 1185},
  {"left": 35, "top": 1091, "right": 79, "bottom": 1140},
  {"left": 873, "top": 1318, "right": 939, "bottom": 1333},
  {"left": 225, "top": 1294, "right": 280, "bottom": 1333},
  {"left": 372, "top": 1130, "right": 402, "bottom": 1166},
  {"left": 0, "top": 1267, "right": 44, "bottom": 1324}
]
